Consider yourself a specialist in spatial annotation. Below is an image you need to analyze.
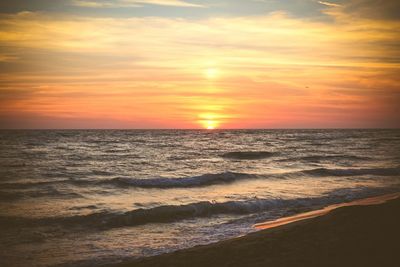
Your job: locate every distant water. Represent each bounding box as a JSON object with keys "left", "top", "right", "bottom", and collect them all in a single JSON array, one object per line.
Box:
[{"left": 1, "top": 129, "right": 399, "bottom": 267}]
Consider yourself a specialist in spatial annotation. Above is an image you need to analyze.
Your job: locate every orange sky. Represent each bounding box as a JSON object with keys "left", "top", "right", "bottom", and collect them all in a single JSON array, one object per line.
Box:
[{"left": 0, "top": 1, "right": 399, "bottom": 129}]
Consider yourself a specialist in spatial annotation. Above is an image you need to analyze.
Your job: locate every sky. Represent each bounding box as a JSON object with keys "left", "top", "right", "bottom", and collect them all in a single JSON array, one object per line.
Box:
[{"left": 0, "top": 0, "right": 399, "bottom": 129}]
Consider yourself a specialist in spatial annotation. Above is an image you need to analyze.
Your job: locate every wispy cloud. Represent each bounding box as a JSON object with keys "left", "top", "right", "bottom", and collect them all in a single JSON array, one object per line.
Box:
[
  {"left": 71, "top": 0, "right": 139, "bottom": 8},
  {"left": 317, "top": 1, "right": 341, "bottom": 8},
  {"left": 132, "top": 0, "right": 204, "bottom": 7},
  {"left": 71, "top": 0, "right": 204, "bottom": 8}
]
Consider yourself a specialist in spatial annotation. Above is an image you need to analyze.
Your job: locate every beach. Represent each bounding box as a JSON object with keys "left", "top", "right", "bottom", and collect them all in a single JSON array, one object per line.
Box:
[
  {"left": 1, "top": 130, "right": 399, "bottom": 267},
  {"left": 111, "top": 193, "right": 400, "bottom": 267},
  {"left": 1, "top": 0, "right": 400, "bottom": 266}
]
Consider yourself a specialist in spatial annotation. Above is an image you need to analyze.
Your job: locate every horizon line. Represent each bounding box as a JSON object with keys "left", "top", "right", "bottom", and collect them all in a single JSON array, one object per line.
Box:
[{"left": 1, "top": 128, "right": 399, "bottom": 131}]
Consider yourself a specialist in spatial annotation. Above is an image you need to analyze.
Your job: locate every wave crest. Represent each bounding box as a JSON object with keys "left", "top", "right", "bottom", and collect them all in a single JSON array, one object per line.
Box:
[
  {"left": 1, "top": 198, "right": 300, "bottom": 229},
  {"left": 3, "top": 187, "right": 399, "bottom": 230}
]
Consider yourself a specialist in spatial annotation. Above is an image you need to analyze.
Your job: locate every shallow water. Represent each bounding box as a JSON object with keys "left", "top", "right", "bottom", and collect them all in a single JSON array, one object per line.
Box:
[{"left": 0, "top": 129, "right": 399, "bottom": 266}]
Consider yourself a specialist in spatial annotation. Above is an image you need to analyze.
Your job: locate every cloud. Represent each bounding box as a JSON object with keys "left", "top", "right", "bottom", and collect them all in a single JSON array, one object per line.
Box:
[
  {"left": 317, "top": 1, "right": 341, "bottom": 8},
  {"left": 131, "top": 0, "right": 204, "bottom": 7},
  {"left": 0, "top": 9, "right": 399, "bottom": 128},
  {"left": 71, "top": 0, "right": 139, "bottom": 8},
  {"left": 340, "top": 0, "right": 400, "bottom": 20},
  {"left": 71, "top": 0, "right": 204, "bottom": 8}
]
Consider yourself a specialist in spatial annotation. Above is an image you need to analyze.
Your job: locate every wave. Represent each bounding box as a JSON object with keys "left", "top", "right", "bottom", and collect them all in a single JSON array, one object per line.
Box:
[
  {"left": 105, "top": 172, "right": 256, "bottom": 188},
  {"left": 290, "top": 155, "right": 371, "bottom": 162},
  {"left": 0, "top": 172, "right": 257, "bottom": 191},
  {"left": 0, "top": 180, "right": 57, "bottom": 189},
  {"left": 0, "top": 187, "right": 400, "bottom": 231},
  {"left": 221, "top": 151, "right": 275, "bottom": 160},
  {"left": 5, "top": 186, "right": 398, "bottom": 230},
  {"left": 0, "top": 187, "right": 83, "bottom": 201},
  {"left": 0, "top": 197, "right": 316, "bottom": 229},
  {"left": 301, "top": 167, "right": 400, "bottom": 177},
  {"left": 106, "top": 198, "right": 285, "bottom": 227},
  {"left": 2, "top": 167, "right": 399, "bottom": 193}
]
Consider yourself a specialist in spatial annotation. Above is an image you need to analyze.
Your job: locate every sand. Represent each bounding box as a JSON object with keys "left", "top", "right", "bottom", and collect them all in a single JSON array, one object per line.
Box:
[
  {"left": 255, "top": 192, "right": 400, "bottom": 230},
  {"left": 111, "top": 193, "right": 400, "bottom": 267}
]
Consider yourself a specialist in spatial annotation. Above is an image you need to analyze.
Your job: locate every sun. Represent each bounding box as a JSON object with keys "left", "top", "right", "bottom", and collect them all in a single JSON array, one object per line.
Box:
[
  {"left": 206, "top": 123, "right": 215, "bottom": 130},
  {"left": 198, "top": 113, "right": 221, "bottom": 129},
  {"left": 202, "top": 119, "right": 218, "bottom": 130},
  {"left": 204, "top": 68, "right": 219, "bottom": 79}
]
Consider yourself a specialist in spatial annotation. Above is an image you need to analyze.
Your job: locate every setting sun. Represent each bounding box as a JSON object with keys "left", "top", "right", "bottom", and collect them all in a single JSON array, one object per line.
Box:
[
  {"left": 204, "top": 120, "right": 217, "bottom": 129},
  {"left": 198, "top": 113, "right": 221, "bottom": 129},
  {"left": 204, "top": 68, "right": 219, "bottom": 79}
]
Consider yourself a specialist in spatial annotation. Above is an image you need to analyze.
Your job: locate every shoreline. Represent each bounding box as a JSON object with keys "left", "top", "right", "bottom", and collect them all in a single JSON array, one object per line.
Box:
[
  {"left": 254, "top": 192, "right": 400, "bottom": 230},
  {"left": 110, "top": 192, "right": 400, "bottom": 267}
]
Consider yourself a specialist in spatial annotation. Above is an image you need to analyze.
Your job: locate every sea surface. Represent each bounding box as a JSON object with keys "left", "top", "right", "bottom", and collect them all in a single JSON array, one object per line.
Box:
[{"left": 1, "top": 129, "right": 399, "bottom": 267}]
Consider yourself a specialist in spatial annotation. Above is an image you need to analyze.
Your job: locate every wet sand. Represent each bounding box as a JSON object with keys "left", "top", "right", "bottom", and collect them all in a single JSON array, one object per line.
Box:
[
  {"left": 254, "top": 192, "right": 400, "bottom": 230},
  {"left": 111, "top": 193, "right": 400, "bottom": 267}
]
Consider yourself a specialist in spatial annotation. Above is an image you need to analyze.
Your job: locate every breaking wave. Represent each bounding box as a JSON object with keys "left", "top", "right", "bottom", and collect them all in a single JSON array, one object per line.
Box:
[
  {"left": 0, "top": 197, "right": 321, "bottom": 229},
  {"left": 4, "top": 186, "right": 398, "bottom": 230},
  {"left": 1, "top": 167, "right": 399, "bottom": 194}
]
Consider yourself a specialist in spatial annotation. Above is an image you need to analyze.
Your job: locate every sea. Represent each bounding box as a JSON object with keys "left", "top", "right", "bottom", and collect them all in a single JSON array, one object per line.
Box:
[{"left": 0, "top": 129, "right": 399, "bottom": 267}]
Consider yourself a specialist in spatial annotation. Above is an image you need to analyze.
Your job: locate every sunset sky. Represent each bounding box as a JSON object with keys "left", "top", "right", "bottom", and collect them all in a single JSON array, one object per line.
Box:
[{"left": 0, "top": 0, "right": 399, "bottom": 129}]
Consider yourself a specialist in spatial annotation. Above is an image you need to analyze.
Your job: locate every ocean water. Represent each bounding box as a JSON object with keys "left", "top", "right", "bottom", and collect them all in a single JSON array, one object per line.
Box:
[{"left": 0, "top": 129, "right": 399, "bottom": 267}]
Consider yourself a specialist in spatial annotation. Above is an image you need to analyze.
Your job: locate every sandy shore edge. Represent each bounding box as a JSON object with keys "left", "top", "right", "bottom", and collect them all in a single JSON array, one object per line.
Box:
[
  {"left": 254, "top": 192, "right": 400, "bottom": 230},
  {"left": 110, "top": 192, "right": 400, "bottom": 267}
]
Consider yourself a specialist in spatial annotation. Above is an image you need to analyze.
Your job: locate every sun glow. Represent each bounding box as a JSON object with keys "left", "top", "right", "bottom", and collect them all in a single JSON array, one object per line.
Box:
[
  {"left": 1, "top": 6, "right": 399, "bottom": 129},
  {"left": 204, "top": 120, "right": 217, "bottom": 129},
  {"left": 198, "top": 113, "right": 220, "bottom": 129},
  {"left": 204, "top": 68, "right": 219, "bottom": 79}
]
